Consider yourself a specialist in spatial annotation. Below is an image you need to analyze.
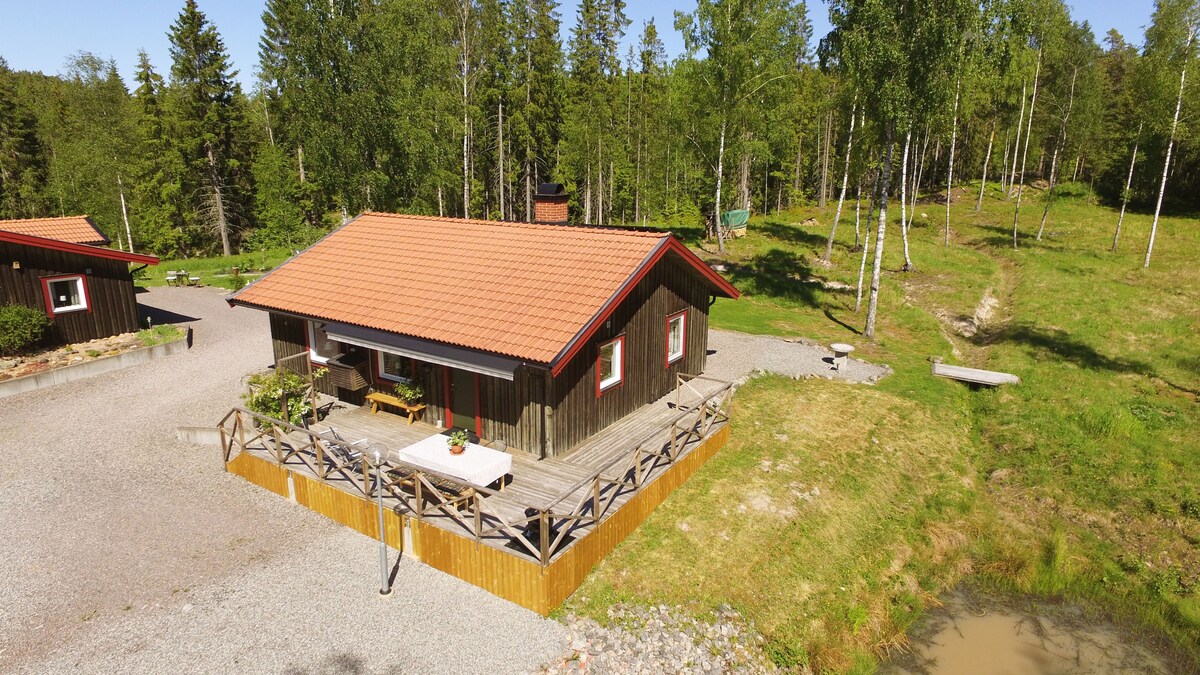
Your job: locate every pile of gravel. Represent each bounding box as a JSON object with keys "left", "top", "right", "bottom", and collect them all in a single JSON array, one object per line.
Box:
[{"left": 536, "top": 604, "right": 775, "bottom": 674}]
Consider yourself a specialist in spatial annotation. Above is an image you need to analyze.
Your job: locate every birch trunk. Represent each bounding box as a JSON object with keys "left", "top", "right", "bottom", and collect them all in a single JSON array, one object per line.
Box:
[
  {"left": 1111, "top": 125, "right": 1141, "bottom": 252},
  {"left": 1037, "top": 69, "right": 1077, "bottom": 241},
  {"left": 865, "top": 123, "right": 895, "bottom": 339},
  {"left": 498, "top": 100, "right": 505, "bottom": 220},
  {"left": 1145, "top": 28, "right": 1193, "bottom": 269},
  {"left": 853, "top": 177, "right": 863, "bottom": 250},
  {"left": 1012, "top": 52, "right": 1042, "bottom": 249},
  {"left": 900, "top": 129, "right": 914, "bottom": 270},
  {"left": 1008, "top": 81, "right": 1027, "bottom": 198},
  {"left": 117, "top": 173, "right": 132, "bottom": 253},
  {"left": 977, "top": 122, "right": 996, "bottom": 211},
  {"left": 715, "top": 118, "right": 728, "bottom": 253},
  {"left": 945, "top": 79, "right": 961, "bottom": 246},
  {"left": 823, "top": 106, "right": 857, "bottom": 262},
  {"left": 999, "top": 128, "right": 1010, "bottom": 193},
  {"left": 205, "top": 145, "right": 232, "bottom": 257},
  {"left": 459, "top": 1, "right": 471, "bottom": 218},
  {"left": 859, "top": 171, "right": 878, "bottom": 312},
  {"left": 908, "top": 130, "right": 929, "bottom": 230}
]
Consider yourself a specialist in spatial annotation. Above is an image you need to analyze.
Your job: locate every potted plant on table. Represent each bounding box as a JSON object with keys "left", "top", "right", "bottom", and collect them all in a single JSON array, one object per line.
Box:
[
  {"left": 393, "top": 380, "right": 424, "bottom": 405},
  {"left": 447, "top": 429, "right": 471, "bottom": 455}
]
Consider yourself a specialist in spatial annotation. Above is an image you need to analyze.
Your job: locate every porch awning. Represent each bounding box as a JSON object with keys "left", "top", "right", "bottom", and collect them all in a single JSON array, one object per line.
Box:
[{"left": 324, "top": 321, "right": 523, "bottom": 381}]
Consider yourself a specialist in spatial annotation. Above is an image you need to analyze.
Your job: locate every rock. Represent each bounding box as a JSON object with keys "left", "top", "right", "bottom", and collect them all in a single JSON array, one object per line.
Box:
[{"left": 0, "top": 359, "right": 17, "bottom": 369}]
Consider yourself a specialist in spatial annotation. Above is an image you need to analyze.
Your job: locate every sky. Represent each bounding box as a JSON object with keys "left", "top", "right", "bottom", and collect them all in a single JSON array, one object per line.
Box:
[{"left": 0, "top": 1, "right": 1159, "bottom": 89}]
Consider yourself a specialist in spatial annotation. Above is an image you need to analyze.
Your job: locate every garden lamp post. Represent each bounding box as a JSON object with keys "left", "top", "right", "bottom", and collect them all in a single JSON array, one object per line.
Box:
[{"left": 369, "top": 444, "right": 394, "bottom": 598}]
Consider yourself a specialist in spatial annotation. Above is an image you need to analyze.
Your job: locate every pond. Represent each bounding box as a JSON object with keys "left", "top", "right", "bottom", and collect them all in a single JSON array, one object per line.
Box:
[{"left": 881, "top": 589, "right": 1192, "bottom": 674}]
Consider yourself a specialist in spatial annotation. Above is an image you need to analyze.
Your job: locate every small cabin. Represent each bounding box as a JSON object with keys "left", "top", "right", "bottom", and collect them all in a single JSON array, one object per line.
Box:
[
  {"left": 0, "top": 216, "right": 159, "bottom": 345},
  {"left": 229, "top": 189, "right": 739, "bottom": 458}
]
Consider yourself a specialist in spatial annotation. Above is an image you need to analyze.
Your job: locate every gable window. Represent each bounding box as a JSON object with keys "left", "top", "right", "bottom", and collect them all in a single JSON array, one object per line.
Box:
[
  {"left": 307, "top": 321, "right": 339, "bottom": 364},
  {"left": 42, "top": 275, "right": 88, "bottom": 314},
  {"left": 596, "top": 336, "right": 624, "bottom": 394},
  {"left": 377, "top": 352, "right": 410, "bottom": 383},
  {"left": 666, "top": 311, "right": 686, "bottom": 365}
]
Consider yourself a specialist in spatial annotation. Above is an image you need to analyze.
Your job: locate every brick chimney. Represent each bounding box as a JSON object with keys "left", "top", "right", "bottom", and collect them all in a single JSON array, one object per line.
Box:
[{"left": 533, "top": 183, "right": 569, "bottom": 224}]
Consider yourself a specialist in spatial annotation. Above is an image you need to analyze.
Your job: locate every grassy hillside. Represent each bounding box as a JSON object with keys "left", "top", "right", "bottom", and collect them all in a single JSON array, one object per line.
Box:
[{"left": 565, "top": 185, "right": 1200, "bottom": 672}]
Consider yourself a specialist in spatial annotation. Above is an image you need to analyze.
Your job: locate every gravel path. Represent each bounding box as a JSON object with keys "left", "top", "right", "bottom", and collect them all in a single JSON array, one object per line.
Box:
[
  {"left": 0, "top": 285, "right": 565, "bottom": 673},
  {"left": 705, "top": 329, "right": 891, "bottom": 385}
]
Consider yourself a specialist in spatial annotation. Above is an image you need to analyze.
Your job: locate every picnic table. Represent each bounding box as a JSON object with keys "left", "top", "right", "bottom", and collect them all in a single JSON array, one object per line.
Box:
[
  {"left": 393, "top": 433, "right": 512, "bottom": 488},
  {"left": 166, "top": 269, "right": 201, "bottom": 286}
]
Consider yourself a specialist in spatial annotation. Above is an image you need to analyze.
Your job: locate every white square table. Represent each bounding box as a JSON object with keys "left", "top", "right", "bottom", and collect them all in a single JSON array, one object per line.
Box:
[{"left": 392, "top": 434, "right": 512, "bottom": 488}]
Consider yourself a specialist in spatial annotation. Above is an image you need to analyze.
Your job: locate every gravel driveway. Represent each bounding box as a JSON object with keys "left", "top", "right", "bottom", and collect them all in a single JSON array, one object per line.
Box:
[
  {"left": 706, "top": 328, "right": 891, "bottom": 385},
  {"left": 0, "top": 286, "right": 566, "bottom": 674}
]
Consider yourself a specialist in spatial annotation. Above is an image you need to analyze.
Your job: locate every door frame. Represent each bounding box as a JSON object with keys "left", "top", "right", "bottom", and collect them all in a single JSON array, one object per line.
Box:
[{"left": 443, "top": 366, "right": 482, "bottom": 435}]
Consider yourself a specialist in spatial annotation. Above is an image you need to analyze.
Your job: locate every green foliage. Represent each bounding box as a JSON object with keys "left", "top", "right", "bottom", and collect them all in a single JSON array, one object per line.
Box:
[
  {"left": 242, "top": 368, "right": 320, "bottom": 426},
  {"left": 0, "top": 305, "right": 50, "bottom": 354},
  {"left": 392, "top": 380, "right": 424, "bottom": 403},
  {"left": 447, "top": 429, "right": 471, "bottom": 447},
  {"left": 135, "top": 324, "right": 184, "bottom": 347}
]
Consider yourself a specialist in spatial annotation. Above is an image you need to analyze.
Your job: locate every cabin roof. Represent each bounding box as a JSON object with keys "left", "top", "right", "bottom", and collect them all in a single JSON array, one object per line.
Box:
[
  {"left": 0, "top": 228, "right": 159, "bottom": 265},
  {"left": 0, "top": 215, "right": 109, "bottom": 246},
  {"left": 229, "top": 211, "right": 738, "bottom": 366}
]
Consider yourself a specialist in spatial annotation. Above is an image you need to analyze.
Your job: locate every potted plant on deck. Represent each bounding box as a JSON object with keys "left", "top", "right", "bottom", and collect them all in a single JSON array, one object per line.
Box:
[
  {"left": 447, "top": 429, "right": 471, "bottom": 455},
  {"left": 393, "top": 380, "right": 424, "bottom": 406}
]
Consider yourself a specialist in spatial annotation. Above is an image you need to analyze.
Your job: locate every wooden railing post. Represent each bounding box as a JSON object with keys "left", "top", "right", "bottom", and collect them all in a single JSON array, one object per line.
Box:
[
  {"left": 315, "top": 441, "right": 325, "bottom": 480},
  {"left": 539, "top": 511, "right": 549, "bottom": 565},
  {"left": 592, "top": 478, "right": 601, "bottom": 523},
  {"left": 237, "top": 410, "right": 247, "bottom": 452},
  {"left": 414, "top": 474, "right": 423, "bottom": 519},
  {"left": 362, "top": 457, "right": 372, "bottom": 497},
  {"left": 474, "top": 493, "right": 482, "bottom": 543},
  {"left": 272, "top": 423, "right": 284, "bottom": 465}
]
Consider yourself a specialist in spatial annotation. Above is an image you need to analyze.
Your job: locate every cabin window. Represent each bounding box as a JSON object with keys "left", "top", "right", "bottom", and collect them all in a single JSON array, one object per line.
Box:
[
  {"left": 597, "top": 336, "right": 624, "bottom": 393},
  {"left": 307, "top": 321, "right": 339, "bottom": 364},
  {"left": 666, "top": 311, "right": 687, "bottom": 365},
  {"left": 45, "top": 276, "right": 88, "bottom": 314},
  {"left": 377, "top": 352, "right": 409, "bottom": 382}
]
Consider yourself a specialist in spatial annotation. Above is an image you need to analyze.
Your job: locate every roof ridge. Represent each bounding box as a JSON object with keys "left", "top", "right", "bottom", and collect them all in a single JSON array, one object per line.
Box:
[
  {"left": 357, "top": 210, "right": 668, "bottom": 238},
  {"left": 0, "top": 214, "right": 92, "bottom": 223}
]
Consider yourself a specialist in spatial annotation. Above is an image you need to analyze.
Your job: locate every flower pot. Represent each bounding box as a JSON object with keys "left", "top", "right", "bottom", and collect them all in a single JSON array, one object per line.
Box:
[{"left": 449, "top": 444, "right": 465, "bottom": 455}]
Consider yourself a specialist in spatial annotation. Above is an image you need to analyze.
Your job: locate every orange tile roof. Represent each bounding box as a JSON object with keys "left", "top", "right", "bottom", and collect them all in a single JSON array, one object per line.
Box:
[
  {"left": 231, "top": 212, "right": 735, "bottom": 364},
  {"left": 0, "top": 215, "right": 109, "bottom": 245}
]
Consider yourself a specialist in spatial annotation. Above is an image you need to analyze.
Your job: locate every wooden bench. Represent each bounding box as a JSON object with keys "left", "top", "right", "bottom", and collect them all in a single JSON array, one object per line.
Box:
[{"left": 365, "top": 392, "right": 426, "bottom": 425}]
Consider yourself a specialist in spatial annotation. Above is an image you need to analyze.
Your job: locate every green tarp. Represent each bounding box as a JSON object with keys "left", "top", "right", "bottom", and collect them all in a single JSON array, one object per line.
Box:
[{"left": 720, "top": 209, "right": 750, "bottom": 228}]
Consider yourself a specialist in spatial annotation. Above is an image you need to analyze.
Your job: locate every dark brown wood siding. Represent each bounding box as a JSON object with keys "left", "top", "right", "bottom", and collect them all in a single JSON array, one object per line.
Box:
[
  {"left": 0, "top": 241, "right": 141, "bottom": 344},
  {"left": 479, "top": 366, "right": 548, "bottom": 456},
  {"left": 550, "top": 252, "right": 711, "bottom": 456}
]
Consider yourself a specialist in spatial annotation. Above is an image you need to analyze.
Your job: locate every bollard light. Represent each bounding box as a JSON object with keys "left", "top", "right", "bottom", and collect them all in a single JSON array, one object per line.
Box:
[{"left": 370, "top": 444, "right": 394, "bottom": 598}]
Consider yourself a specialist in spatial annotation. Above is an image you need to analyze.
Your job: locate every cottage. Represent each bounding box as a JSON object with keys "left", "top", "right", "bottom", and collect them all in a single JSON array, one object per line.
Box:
[
  {"left": 228, "top": 187, "right": 739, "bottom": 458},
  {"left": 0, "top": 216, "right": 158, "bottom": 344}
]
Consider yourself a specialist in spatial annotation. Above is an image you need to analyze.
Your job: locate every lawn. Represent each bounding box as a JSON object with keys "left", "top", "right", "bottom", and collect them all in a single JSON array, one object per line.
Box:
[
  {"left": 137, "top": 247, "right": 296, "bottom": 290},
  {"left": 565, "top": 185, "right": 1200, "bottom": 671}
]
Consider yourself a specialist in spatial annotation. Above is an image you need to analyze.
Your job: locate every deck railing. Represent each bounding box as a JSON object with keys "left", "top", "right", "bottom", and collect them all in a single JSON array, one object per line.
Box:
[{"left": 218, "top": 372, "right": 732, "bottom": 565}]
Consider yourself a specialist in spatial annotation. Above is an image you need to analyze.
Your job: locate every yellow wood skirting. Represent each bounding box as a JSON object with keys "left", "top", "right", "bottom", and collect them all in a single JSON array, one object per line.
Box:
[{"left": 225, "top": 423, "right": 730, "bottom": 615}]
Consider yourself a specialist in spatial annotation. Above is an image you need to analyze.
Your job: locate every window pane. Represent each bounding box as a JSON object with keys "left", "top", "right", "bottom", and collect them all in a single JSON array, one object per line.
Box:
[
  {"left": 668, "top": 314, "right": 685, "bottom": 361},
  {"left": 599, "top": 342, "right": 615, "bottom": 381},
  {"left": 310, "top": 323, "right": 339, "bottom": 360},
  {"left": 382, "top": 352, "right": 404, "bottom": 378},
  {"left": 49, "top": 279, "right": 83, "bottom": 310}
]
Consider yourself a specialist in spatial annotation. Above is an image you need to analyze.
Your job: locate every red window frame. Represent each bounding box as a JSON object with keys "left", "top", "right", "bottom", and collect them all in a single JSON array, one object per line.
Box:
[
  {"left": 40, "top": 274, "right": 91, "bottom": 316},
  {"left": 665, "top": 310, "right": 687, "bottom": 367},
  {"left": 595, "top": 335, "right": 625, "bottom": 398}
]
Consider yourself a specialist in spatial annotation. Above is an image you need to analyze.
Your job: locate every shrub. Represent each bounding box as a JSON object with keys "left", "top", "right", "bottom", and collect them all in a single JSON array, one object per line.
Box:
[
  {"left": 0, "top": 305, "right": 50, "bottom": 355},
  {"left": 393, "top": 379, "right": 424, "bottom": 402},
  {"left": 243, "top": 369, "right": 323, "bottom": 426}
]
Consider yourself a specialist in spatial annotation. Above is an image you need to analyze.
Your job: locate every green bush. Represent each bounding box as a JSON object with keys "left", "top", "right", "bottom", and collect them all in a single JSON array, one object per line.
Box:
[
  {"left": 0, "top": 305, "right": 50, "bottom": 355},
  {"left": 393, "top": 379, "right": 424, "bottom": 402},
  {"left": 242, "top": 369, "right": 323, "bottom": 426}
]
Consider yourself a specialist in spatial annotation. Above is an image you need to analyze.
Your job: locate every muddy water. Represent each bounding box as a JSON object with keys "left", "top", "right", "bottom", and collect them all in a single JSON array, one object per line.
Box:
[{"left": 882, "top": 590, "right": 1190, "bottom": 675}]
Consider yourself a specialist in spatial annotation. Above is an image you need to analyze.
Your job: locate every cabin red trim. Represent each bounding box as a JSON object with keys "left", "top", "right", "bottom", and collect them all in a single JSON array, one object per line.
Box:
[
  {"left": 473, "top": 373, "right": 482, "bottom": 436},
  {"left": 0, "top": 230, "right": 158, "bottom": 265},
  {"left": 595, "top": 335, "right": 625, "bottom": 398},
  {"left": 39, "top": 274, "right": 92, "bottom": 316},
  {"left": 665, "top": 310, "right": 687, "bottom": 368},
  {"left": 443, "top": 366, "right": 453, "bottom": 428}
]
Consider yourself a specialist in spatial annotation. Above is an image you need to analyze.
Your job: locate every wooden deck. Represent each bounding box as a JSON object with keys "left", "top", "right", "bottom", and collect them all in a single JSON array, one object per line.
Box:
[{"left": 219, "top": 374, "right": 733, "bottom": 613}]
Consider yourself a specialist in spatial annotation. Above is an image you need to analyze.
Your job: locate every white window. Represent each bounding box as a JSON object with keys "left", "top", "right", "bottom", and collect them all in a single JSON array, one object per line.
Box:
[
  {"left": 307, "top": 321, "right": 340, "bottom": 364},
  {"left": 46, "top": 276, "right": 88, "bottom": 314},
  {"left": 378, "top": 352, "right": 409, "bottom": 382},
  {"left": 666, "top": 311, "right": 686, "bottom": 365},
  {"left": 597, "top": 336, "right": 624, "bottom": 393}
]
